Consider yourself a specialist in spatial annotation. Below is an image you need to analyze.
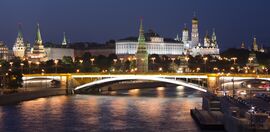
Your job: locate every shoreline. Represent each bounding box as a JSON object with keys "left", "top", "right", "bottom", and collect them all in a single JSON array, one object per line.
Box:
[{"left": 0, "top": 88, "right": 67, "bottom": 106}]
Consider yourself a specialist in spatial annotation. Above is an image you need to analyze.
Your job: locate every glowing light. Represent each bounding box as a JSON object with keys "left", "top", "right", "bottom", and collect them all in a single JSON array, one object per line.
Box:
[
  {"left": 128, "top": 89, "right": 140, "bottom": 96},
  {"left": 176, "top": 86, "right": 184, "bottom": 91},
  {"left": 156, "top": 87, "right": 165, "bottom": 91}
]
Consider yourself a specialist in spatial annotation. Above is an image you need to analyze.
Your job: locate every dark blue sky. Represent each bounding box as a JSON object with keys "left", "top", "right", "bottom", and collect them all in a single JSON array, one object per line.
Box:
[{"left": 0, "top": 0, "right": 270, "bottom": 50}]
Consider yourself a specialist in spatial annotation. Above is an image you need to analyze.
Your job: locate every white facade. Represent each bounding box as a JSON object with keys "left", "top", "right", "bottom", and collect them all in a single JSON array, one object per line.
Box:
[
  {"left": 178, "top": 17, "right": 220, "bottom": 57},
  {"left": 13, "top": 27, "right": 26, "bottom": 59},
  {"left": 0, "top": 41, "right": 9, "bottom": 60},
  {"left": 28, "top": 24, "right": 48, "bottom": 62},
  {"left": 191, "top": 47, "right": 219, "bottom": 56},
  {"left": 45, "top": 48, "right": 74, "bottom": 60},
  {"left": 116, "top": 37, "right": 184, "bottom": 55}
]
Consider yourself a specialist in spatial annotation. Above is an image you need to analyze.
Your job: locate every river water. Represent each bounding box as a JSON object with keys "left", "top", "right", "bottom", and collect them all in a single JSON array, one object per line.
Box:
[{"left": 0, "top": 86, "right": 202, "bottom": 132}]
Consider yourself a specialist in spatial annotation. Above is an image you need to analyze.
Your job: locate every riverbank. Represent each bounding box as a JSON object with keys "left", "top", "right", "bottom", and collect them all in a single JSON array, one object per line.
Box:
[{"left": 0, "top": 88, "right": 67, "bottom": 105}]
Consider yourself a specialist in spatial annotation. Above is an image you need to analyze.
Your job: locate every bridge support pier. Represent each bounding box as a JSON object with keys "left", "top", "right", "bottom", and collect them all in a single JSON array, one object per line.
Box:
[{"left": 207, "top": 75, "right": 219, "bottom": 93}]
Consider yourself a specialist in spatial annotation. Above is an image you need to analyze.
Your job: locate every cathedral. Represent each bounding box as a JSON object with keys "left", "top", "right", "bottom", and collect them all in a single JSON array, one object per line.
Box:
[
  {"left": 177, "top": 15, "right": 219, "bottom": 56},
  {"left": 116, "top": 15, "right": 220, "bottom": 58}
]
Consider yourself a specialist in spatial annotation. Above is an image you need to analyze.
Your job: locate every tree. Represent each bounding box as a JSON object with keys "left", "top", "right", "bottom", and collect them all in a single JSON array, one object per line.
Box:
[
  {"left": 62, "top": 56, "right": 73, "bottom": 65},
  {"left": 6, "top": 69, "right": 23, "bottom": 90}
]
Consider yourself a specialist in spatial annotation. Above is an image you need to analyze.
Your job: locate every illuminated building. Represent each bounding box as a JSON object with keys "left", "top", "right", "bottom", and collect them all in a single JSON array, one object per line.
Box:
[
  {"left": 0, "top": 41, "right": 9, "bottom": 60},
  {"left": 116, "top": 30, "right": 184, "bottom": 56},
  {"left": 116, "top": 15, "right": 220, "bottom": 57},
  {"left": 191, "top": 29, "right": 219, "bottom": 56},
  {"left": 12, "top": 24, "right": 26, "bottom": 59},
  {"left": 191, "top": 15, "right": 199, "bottom": 48},
  {"left": 45, "top": 47, "right": 74, "bottom": 60},
  {"left": 179, "top": 15, "right": 219, "bottom": 56},
  {"left": 28, "top": 24, "right": 48, "bottom": 62}
]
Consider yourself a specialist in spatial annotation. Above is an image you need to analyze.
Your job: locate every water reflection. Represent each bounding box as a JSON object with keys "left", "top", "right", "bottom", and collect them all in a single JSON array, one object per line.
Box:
[
  {"left": 156, "top": 87, "right": 165, "bottom": 97},
  {"left": 128, "top": 89, "right": 140, "bottom": 96},
  {"left": 0, "top": 86, "right": 202, "bottom": 132}
]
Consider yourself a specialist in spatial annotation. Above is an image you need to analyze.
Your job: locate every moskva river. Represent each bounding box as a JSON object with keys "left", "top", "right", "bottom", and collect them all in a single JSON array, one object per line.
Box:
[{"left": 0, "top": 86, "right": 202, "bottom": 132}]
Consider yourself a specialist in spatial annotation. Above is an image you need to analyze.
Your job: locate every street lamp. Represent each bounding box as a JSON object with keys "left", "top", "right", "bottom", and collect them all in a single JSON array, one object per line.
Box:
[
  {"left": 158, "top": 67, "right": 163, "bottom": 72},
  {"left": 113, "top": 59, "right": 117, "bottom": 65},
  {"left": 230, "top": 66, "right": 235, "bottom": 73},
  {"left": 79, "top": 60, "right": 83, "bottom": 64},
  {"left": 120, "top": 58, "right": 124, "bottom": 63},
  {"left": 151, "top": 57, "right": 156, "bottom": 64},
  {"left": 9, "top": 62, "right": 13, "bottom": 71},
  {"left": 213, "top": 67, "right": 219, "bottom": 73},
  {"left": 248, "top": 57, "right": 253, "bottom": 63},
  {"left": 247, "top": 84, "right": 255, "bottom": 126},
  {"left": 54, "top": 59, "right": 59, "bottom": 73},
  {"left": 20, "top": 63, "right": 24, "bottom": 74},
  {"left": 171, "top": 58, "right": 175, "bottom": 63},
  {"left": 36, "top": 62, "right": 40, "bottom": 73},
  {"left": 196, "top": 67, "right": 200, "bottom": 73},
  {"left": 28, "top": 61, "right": 32, "bottom": 74},
  {"left": 231, "top": 57, "right": 237, "bottom": 65},
  {"left": 203, "top": 57, "right": 208, "bottom": 73},
  {"left": 90, "top": 58, "right": 95, "bottom": 65}
]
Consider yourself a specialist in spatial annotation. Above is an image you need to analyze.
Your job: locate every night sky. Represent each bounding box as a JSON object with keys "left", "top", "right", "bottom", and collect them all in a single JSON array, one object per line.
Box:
[{"left": 0, "top": 0, "right": 270, "bottom": 51}]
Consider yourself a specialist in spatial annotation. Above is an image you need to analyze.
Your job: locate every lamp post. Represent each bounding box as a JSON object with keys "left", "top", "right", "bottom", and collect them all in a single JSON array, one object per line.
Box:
[
  {"left": 184, "top": 56, "right": 190, "bottom": 72},
  {"left": 120, "top": 58, "right": 124, "bottom": 63},
  {"left": 54, "top": 60, "right": 59, "bottom": 73},
  {"left": 113, "top": 59, "right": 117, "bottom": 65},
  {"left": 151, "top": 57, "right": 156, "bottom": 64},
  {"left": 203, "top": 57, "right": 208, "bottom": 73},
  {"left": 36, "top": 62, "right": 40, "bottom": 73},
  {"left": 196, "top": 67, "right": 200, "bottom": 73},
  {"left": 28, "top": 61, "right": 32, "bottom": 74},
  {"left": 247, "top": 84, "right": 254, "bottom": 126},
  {"left": 158, "top": 67, "right": 163, "bottom": 72},
  {"left": 9, "top": 62, "right": 13, "bottom": 71},
  {"left": 213, "top": 67, "right": 219, "bottom": 73},
  {"left": 90, "top": 58, "right": 95, "bottom": 65},
  {"left": 20, "top": 63, "right": 24, "bottom": 74},
  {"left": 248, "top": 57, "right": 254, "bottom": 73},
  {"left": 231, "top": 57, "right": 237, "bottom": 65}
]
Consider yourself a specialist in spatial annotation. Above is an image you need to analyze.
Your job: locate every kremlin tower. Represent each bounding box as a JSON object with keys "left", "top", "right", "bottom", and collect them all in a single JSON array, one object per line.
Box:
[
  {"left": 28, "top": 24, "right": 47, "bottom": 62},
  {"left": 135, "top": 19, "right": 148, "bottom": 73},
  {"left": 13, "top": 24, "right": 26, "bottom": 59},
  {"left": 252, "top": 37, "right": 259, "bottom": 51},
  {"left": 191, "top": 15, "right": 199, "bottom": 48},
  {"left": 62, "top": 32, "right": 67, "bottom": 46}
]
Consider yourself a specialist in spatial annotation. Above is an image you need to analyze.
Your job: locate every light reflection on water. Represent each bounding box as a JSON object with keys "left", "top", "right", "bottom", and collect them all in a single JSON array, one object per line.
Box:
[{"left": 0, "top": 86, "right": 202, "bottom": 132}]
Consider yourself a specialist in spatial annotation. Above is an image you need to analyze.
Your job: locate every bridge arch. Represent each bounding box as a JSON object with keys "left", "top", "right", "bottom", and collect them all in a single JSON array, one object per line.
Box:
[{"left": 74, "top": 76, "right": 207, "bottom": 92}]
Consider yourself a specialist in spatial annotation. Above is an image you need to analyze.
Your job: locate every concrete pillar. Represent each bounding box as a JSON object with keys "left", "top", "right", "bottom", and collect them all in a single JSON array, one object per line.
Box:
[{"left": 207, "top": 75, "right": 219, "bottom": 93}]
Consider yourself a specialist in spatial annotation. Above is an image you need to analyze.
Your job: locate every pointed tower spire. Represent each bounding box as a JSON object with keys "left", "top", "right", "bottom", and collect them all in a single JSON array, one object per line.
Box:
[
  {"left": 135, "top": 18, "right": 148, "bottom": 73},
  {"left": 17, "top": 23, "right": 23, "bottom": 38},
  {"left": 138, "top": 18, "right": 145, "bottom": 42},
  {"left": 212, "top": 28, "right": 217, "bottom": 47},
  {"left": 62, "top": 32, "right": 67, "bottom": 46},
  {"left": 35, "top": 23, "right": 42, "bottom": 44},
  {"left": 13, "top": 23, "right": 26, "bottom": 59},
  {"left": 252, "top": 36, "right": 258, "bottom": 51},
  {"left": 241, "top": 41, "right": 245, "bottom": 49},
  {"left": 183, "top": 23, "right": 188, "bottom": 31}
]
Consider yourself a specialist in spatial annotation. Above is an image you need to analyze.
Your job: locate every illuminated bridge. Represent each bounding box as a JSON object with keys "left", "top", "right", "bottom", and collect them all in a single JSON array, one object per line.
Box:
[{"left": 23, "top": 73, "right": 270, "bottom": 93}]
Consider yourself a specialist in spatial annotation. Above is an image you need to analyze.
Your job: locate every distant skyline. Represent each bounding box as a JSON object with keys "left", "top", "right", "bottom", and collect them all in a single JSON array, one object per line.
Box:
[{"left": 0, "top": 0, "right": 270, "bottom": 50}]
